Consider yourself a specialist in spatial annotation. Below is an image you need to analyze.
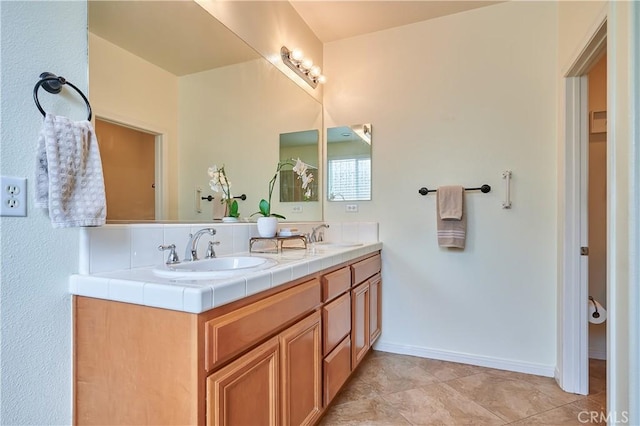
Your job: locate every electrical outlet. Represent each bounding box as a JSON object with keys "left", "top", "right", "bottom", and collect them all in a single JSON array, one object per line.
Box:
[
  {"left": 292, "top": 205, "right": 303, "bottom": 213},
  {"left": 1, "top": 176, "right": 27, "bottom": 217},
  {"left": 345, "top": 204, "right": 359, "bottom": 213}
]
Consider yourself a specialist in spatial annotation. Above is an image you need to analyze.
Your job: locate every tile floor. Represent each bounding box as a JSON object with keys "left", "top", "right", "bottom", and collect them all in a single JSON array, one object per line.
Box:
[{"left": 320, "top": 351, "right": 607, "bottom": 425}]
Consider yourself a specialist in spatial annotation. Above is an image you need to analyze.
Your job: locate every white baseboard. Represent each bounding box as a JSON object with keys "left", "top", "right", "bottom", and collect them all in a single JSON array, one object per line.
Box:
[
  {"left": 373, "top": 341, "right": 555, "bottom": 378},
  {"left": 588, "top": 347, "right": 607, "bottom": 360}
]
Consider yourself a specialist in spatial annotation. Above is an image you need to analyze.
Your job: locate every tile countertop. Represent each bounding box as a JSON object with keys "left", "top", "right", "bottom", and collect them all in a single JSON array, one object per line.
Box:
[{"left": 70, "top": 242, "right": 382, "bottom": 314}]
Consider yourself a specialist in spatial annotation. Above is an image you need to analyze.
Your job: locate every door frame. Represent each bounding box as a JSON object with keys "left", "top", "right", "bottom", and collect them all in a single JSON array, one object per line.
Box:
[
  {"left": 559, "top": 15, "right": 607, "bottom": 395},
  {"left": 93, "top": 109, "right": 170, "bottom": 220}
]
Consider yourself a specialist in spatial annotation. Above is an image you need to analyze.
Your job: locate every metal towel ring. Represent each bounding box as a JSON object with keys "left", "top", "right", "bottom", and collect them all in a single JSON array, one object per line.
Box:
[{"left": 33, "top": 72, "right": 92, "bottom": 121}]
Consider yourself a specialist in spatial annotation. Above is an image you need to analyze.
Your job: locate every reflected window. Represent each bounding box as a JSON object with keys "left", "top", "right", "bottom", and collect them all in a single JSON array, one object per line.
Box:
[
  {"left": 327, "top": 157, "right": 371, "bottom": 201},
  {"left": 327, "top": 124, "right": 372, "bottom": 201}
]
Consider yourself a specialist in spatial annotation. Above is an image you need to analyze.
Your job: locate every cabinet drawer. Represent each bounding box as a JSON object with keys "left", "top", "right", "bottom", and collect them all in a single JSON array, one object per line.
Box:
[
  {"left": 351, "top": 254, "right": 381, "bottom": 285},
  {"left": 322, "top": 292, "right": 351, "bottom": 356},
  {"left": 321, "top": 267, "right": 351, "bottom": 302},
  {"left": 205, "top": 279, "right": 321, "bottom": 371},
  {"left": 323, "top": 336, "right": 351, "bottom": 406}
]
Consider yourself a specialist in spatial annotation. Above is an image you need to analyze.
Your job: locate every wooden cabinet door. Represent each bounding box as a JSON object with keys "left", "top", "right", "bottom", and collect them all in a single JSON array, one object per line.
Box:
[
  {"left": 351, "top": 281, "right": 370, "bottom": 369},
  {"left": 279, "top": 311, "right": 322, "bottom": 426},
  {"left": 207, "top": 336, "right": 280, "bottom": 426},
  {"left": 369, "top": 274, "right": 382, "bottom": 344}
]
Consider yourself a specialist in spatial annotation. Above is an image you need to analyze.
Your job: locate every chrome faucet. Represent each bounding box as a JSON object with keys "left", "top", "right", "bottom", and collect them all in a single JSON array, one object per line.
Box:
[
  {"left": 309, "top": 224, "right": 329, "bottom": 243},
  {"left": 184, "top": 228, "right": 216, "bottom": 261}
]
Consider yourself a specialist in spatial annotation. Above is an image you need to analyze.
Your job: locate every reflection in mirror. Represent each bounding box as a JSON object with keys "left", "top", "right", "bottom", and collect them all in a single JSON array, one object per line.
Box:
[
  {"left": 88, "top": 1, "right": 323, "bottom": 222},
  {"left": 279, "top": 130, "right": 319, "bottom": 202},
  {"left": 327, "top": 124, "right": 372, "bottom": 201}
]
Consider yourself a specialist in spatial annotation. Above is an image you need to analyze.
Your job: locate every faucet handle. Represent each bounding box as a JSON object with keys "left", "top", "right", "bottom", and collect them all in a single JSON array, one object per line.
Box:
[
  {"left": 205, "top": 241, "right": 221, "bottom": 259},
  {"left": 158, "top": 244, "right": 180, "bottom": 265}
]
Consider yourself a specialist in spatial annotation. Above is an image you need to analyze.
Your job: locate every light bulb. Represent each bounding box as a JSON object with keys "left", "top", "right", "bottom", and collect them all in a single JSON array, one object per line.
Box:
[
  {"left": 309, "top": 66, "right": 321, "bottom": 77},
  {"left": 301, "top": 58, "right": 313, "bottom": 71},
  {"left": 290, "top": 48, "right": 304, "bottom": 62},
  {"left": 317, "top": 75, "right": 327, "bottom": 84}
]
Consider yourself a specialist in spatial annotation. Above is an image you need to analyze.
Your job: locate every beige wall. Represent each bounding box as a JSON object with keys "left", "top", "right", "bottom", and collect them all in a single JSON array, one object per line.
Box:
[
  {"left": 195, "top": 0, "right": 323, "bottom": 103},
  {"left": 588, "top": 53, "right": 607, "bottom": 359},
  {"left": 89, "top": 33, "right": 180, "bottom": 219},
  {"left": 324, "top": 2, "right": 559, "bottom": 372},
  {"left": 558, "top": 1, "right": 607, "bottom": 73},
  {"left": 0, "top": 2, "right": 87, "bottom": 423}
]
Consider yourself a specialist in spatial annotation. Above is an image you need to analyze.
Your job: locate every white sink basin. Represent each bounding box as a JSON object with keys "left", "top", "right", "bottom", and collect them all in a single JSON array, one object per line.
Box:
[
  {"left": 153, "top": 256, "right": 276, "bottom": 280},
  {"left": 314, "top": 242, "right": 364, "bottom": 248}
]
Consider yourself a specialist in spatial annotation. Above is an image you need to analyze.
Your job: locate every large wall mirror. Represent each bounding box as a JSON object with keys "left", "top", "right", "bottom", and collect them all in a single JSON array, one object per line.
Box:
[
  {"left": 327, "top": 124, "right": 372, "bottom": 201},
  {"left": 88, "top": 1, "right": 323, "bottom": 222}
]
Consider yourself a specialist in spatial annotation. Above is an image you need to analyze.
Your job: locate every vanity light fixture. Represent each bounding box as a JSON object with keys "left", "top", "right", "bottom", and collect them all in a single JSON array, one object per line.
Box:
[{"left": 281, "top": 46, "right": 326, "bottom": 89}]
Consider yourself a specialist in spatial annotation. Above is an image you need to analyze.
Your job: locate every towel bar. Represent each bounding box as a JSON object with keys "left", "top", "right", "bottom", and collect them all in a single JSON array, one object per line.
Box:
[{"left": 418, "top": 184, "right": 491, "bottom": 195}]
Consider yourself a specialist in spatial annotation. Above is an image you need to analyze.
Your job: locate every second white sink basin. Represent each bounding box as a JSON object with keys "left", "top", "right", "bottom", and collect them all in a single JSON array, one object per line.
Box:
[{"left": 153, "top": 256, "right": 276, "bottom": 280}]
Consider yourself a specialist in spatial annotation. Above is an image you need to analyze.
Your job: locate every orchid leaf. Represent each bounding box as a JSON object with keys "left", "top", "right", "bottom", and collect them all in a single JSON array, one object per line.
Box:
[
  {"left": 229, "top": 200, "right": 239, "bottom": 218},
  {"left": 258, "top": 199, "right": 270, "bottom": 216}
]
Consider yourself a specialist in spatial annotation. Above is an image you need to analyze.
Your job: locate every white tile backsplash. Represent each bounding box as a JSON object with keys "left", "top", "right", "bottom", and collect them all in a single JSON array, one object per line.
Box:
[
  {"left": 232, "top": 225, "right": 251, "bottom": 253},
  {"left": 209, "top": 225, "right": 233, "bottom": 256},
  {"left": 163, "top": 225, "right": 194, "bottom": 259},
  {"left": 323, "top": 222, "right": 342, "bottom": 242},
  {"left": 341, "top": 222, "right": 359, "bottom": 242},
  {"left": 358, "top": 222, "right": 379, "bottom": 242},
  {"left": 131, "top": 226, "right": 164, "bottom": 268},
  {"left": 89, "top": 226, "right": 131, "bottom": 273},
  {"left": 82, "top": 222, "right": 378, "bottom": 274}
]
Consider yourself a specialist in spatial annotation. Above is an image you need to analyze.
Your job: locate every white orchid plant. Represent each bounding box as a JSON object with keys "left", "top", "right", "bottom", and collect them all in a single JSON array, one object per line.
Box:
[
  {"left": 253, "top": 158, "right": 314, "bottom": 219},
  {"left": 208, "top": 165, "right": 239, "bottom": 218}
]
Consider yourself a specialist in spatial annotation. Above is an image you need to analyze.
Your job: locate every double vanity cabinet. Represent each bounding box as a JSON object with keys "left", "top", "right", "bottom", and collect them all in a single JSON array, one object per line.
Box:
[{"left": 74, "top": 250, "right": 381, "bottom": 425}]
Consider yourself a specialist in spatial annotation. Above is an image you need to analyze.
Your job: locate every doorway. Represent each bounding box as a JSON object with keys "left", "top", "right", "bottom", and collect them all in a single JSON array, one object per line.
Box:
[
  {"left": 95, "top": 118, "right": 157, "bottom": 221},
  {"left": 586, "top": 52, "right": 608, "bottom": 395},
  {"left": 559, "top": 18, "right": 606, "bottom": 395}
]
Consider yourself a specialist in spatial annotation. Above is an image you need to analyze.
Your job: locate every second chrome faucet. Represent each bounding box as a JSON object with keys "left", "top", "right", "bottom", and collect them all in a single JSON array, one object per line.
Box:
[{"left": 308, "top": 224, "right": 329, "bottom": 243}]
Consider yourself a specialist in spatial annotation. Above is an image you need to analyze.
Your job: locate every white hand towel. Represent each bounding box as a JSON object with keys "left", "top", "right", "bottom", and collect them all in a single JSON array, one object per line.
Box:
[
  {"left": 35, "top": 114, "right": 106, "bottom": 228},
  {"left": 436, "top": 186, "right": 466, "bottom": 249}
]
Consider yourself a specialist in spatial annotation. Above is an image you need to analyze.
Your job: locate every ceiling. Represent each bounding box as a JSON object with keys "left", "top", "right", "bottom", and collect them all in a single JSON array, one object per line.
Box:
[
  {"left": 88, "top": 1, "right": 503, "bottom": 76},
  {"left": 289, "top": 1, "right": 504, "bottom": 43},
  {"left": 88, "top": 1, "right": 260, "bottom": 76}
]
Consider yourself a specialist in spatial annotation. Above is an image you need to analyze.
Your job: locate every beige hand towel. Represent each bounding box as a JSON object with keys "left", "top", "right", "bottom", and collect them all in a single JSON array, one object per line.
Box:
[
  {"left": 436, "top": 186, "right": 466, "bottom": 249},
  {"left": 438, "top": 185, "right": 464, "bottom": 219},
  {"left": 35, "top": 113, "right": 106, "bottom": 228}
]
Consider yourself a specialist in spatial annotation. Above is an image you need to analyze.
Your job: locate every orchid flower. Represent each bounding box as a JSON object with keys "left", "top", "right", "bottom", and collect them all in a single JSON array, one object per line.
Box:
[
  {"left": 207, "top": 164, "right": 239, "bottom": 217},
  {"left": 252, "top": 158, "right": 314, "bottom": 219}
]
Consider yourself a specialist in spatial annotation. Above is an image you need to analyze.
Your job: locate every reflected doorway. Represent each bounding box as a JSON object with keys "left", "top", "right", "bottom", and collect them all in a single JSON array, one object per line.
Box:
[{"left": 95, "top": 119, "right": 156, "bottom": 221}]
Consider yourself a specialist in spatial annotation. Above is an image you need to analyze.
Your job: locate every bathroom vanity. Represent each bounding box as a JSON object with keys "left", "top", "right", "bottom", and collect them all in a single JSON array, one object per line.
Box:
[{"left": 73, "top": 243, "right": 381, "bottom": 425}]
